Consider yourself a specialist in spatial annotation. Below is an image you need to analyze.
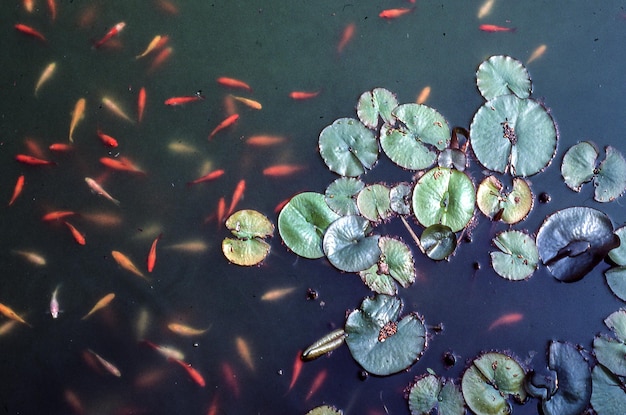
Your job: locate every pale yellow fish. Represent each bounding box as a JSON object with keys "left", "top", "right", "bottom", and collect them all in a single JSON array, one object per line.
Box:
[
  {"left": 416, "top": 86, "right": 431, "bottom": 105},
  {"left": 230, "top": 94, "right": 262, "bottom": 110},
  {"left": 135, "top": 308, "right": 150, "bottom": 340},
  {"left": 167, "top": 322, "right": 210, "bottom": 336},
  {"left": 102, "top": 96, "right": 135, "bottom": 123},
  {"left": 136, "top": 35, "right": 162, "bottom": 59},
  {"left": 236, "top": 336, "right": 255, "bottom": 371},
  {"left": 81, "top": 293, "right": 116, "bottom": 320},
  {"left": 477, "top": 0, "right": 495, "bottom": 19},
  {"left": 167, "top": 141, "right": 198, "bottom": 155},
  {"left": 35, "top": 62, "right": 57, "bottom": 96},
  {"left": 85, "top": 177, "right": 120, "bottom": 206},
  {"left": 11, "top": 249, "right": 46, "bottom": 266},
  {"left": 0, "top": 320, "right": 17, "bottom": 336},
  {"left": 164, "top": 240, "right": 209, "bottom": 253},
  {"left": 69, "top": 98, "right": 86, "bottom": 142},
  {"left": 87, "top": 349, "right": 121, "bottom": 377},
  {"left": 527, "top": 44, "right": 547, "bottom": 65},
  {"left": 0, "top": 302, "right": 31, "bottom": 327},
  {"left": 260, "top": 286, "right": 296, "bottom": 301},
  {"left": 111, "top": 250, "right": 148, "bottom": 280}
]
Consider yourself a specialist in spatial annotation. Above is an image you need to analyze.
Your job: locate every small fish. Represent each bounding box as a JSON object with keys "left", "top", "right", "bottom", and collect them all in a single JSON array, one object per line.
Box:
[
  {"left": 169, "top": 358, "right": 205, "bottom": 387},
  {"left": 527, "top": 44, "right": 547, "bottom": 64},
  {"left": 217, "top": 77, "right": 252, "bottom": 91},
  {"left": 164, "top": 240, "right": 209, "bottom": 253},
  {"left": 35, "top": 62, "right": 57, "bottom": 96},
  {"left": 69, "top": 98, "right": 86, "bottom": 142},
  {"left": 378, "top": 8, "right": 414, "bottom": 19},
  {"left": 245, "top": 135, "right": 286, "bottom": 146},
  {"left": 479, "top": 24, "right": 516, "bottom": 32},
  {"left": 99, "top": 157, "right": 146, "bottom": 175},
  {"left": 236, "top": 337, "right": 255, "bottom": 371},
  {"left": 148, "top": 46, "right": 173, "bottom": 72},
  {"left": 102, "top": 96, "right": 134, "bottom": 123},
  {"left": 81, "top": 293, "right": 115, "bottom": 320},
  {"left": 15, "top": 154, "right": 56, "bottom": 166},
  {"left": 337, "top": 22, "right": 356, "bottom": 55},
  {"left": 221, "top": 362, "right": 240, "bottom": 397},
  {"left": 229, "top": 95, "right": 262, "bottom": 110},
  {"left": 47, "top": 0, "right": 57, "bottom": 21},
  {"left": 216, "top": 196, "right": 226, "bottom": 226},
  {"left": 187, "top": 169, "right": 225, "bottom": 186},
  {"left": 42, "top": 210, "right": 75, "bottom": 221},
  {"left": 81, "top": 211, "right": 122, "bottom": 227},
  {"left": 167, "top": 141, "right": 197, "bottom": 154},
  {"left": 64, "top": 221, "right": 86, "bottom": 245},
  {"left": 12, "top": 249, "right": 46, "bottom": 266},
  {"left": 147, "top": 233, "right": 162, "bottom": 273},
  {"left": 86, "top": 349, "right": 121, "bottom": 377},
  {"left": 0, "top": 302, "right": 31, "bottom": 327},
  {"left": 0, "top": 320, "right": 18, "bottom": 336},
  {"left": 141, "top": 339, "right": 185, "bottom": 360},
  {"left": 14, "top": 23, "right": 46, "bottom": 42},
  {"left": 50, "top": 285, "right": 61, "bottom": 318},
  {"left": 488, "top": 312, "right": 523, "bottom": 330},
  {"left": 93, "top": 22, "right": 126, "bottom": 49},
  {"left": 262, "top": 164, "right": 306, "bottom": 177},
  {"left": 164, "top": 95, "right": 204, "bottom": 106},
  {"left": 168, "top": 322, "right": 210, "bottom": 336},
  {"left": 477, "top": 0, "right": 495, "bottom": 19},
  {"left": 138, "top": 87, "right": 147, "bottom": 123},
  {"left": 305, "top": 369, "right": 327, "bottom": 401},
  {"left": 227, "top": 179, "right": 246, "bottom": 216},
  {"left": 112, "top": 250, "right": 148, "bottom": 280},
  {"left": 8, "top": 175, "right": 25, "bottom": 206},
  {"left": 49, "top": 143, "right": 73, "bottom": 152},
  {"left": 416, "top": 86, "right": 431, "bottom": 105},
  {"left": 260, "top": 286, "right": 296, "bottom": 301},
  {"left": 23, "top": 0, "right": 33, "bottom": 12},
  {"left": 135, "top": 35, "right": 163, "bottom": 59},
  {"left": 85, "top": 177, "right": 120, "bottom": 206},
  {"left": 287, "top": 350, "right": 303, "bottom": 392},
  {"left": 208, "top": 114, "right": 239, "bottom": 140},
  {"left": 96, "top": 129, "right": 118, "bottom": 147},
  {"left": 289, "top": 91, "right": 320, "bottom": 100}
]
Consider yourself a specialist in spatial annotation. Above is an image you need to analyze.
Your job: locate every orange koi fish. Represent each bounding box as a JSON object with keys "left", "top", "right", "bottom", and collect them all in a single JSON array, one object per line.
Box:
[
  {"left": 156, "top": 0, "right": 180, "bottom": 15},
  {"left": 97, "top": 129, "right": 118, "bottom": 147},
  {"left": 0, "top": 302, "right": 31, "bottom": 327},
  {"left": 63, "top": 390, "right": 84, "bottom": 415},
  {"left": 99, "top": 157, "right": 146, "bottom": 175},
  {"left": 289, "top": 91, "right": 320, "bottom": 100},
  {"left": 135, "top": 35, "right": 163, "bottom": 59},
  {"left": 479, "top": 24, "right": 515, "bottom": 32},
  {"left": 287, "top": 350, "right": 303, "bottom": 392},
  {"left": 138, "top": 87, "right": 146, "bottom": 123},
  {"left": 246, "top": 135, "right": 286, "bottom": 146},
  {"left": 112, "top": 250, "right": 148, "bottom": 280},
  {"left": 260, "top": 286, "right": 296, "bottom": 301},
  {"left": 274, "top": 197, "right": 291, "bottom": 213},
  {"left": 221, "top": 362, "right": 240, "bottom": 397},
  {"left": 416, "top": 86, "right": 431, "bottom": 104},
  {"left": 147, "top": 233, "right": 162, "bottom": 272},
  {"left": 306, "top": 369, "right": 328, "bottom": 401},
  {"left": 227, "top": 179, "right": 246, "bottom": 216},
  {"left": 216, "top": 196, "right": 227, "bottom": 226},
  {"left": 93, "top": 22, "right": 126, "bottom": 49},
  {"left": 527, "top": 44, "right": 547, "bottom": 64},
  {"left": 69, "top": 98, "right": 86, "bottom": 142},
  {"left": 14, "top": 24, "right": 46, "bottom": 42},
  {"left": 9, "top": 175, "right": 25, "bottom": 206},
  {"left": 217, "top": 77, "right": 252, "bottom": 91},
  {"left": 187, "top": 169, "right": 225, "bottom": 186},
  {"left": 235, "top": 337, "right": 255, "bottom": 371},
  {"left": 379, "top": 8, "right": 414, "bottom": 19},
  {"left": 15, "top": 154, "right": 56, "bottom": 166},
  {"left": 35, "top": 62, "right": 57, "bottom": 97},
  {"left": 141, "top": 339, "right": 185, "bottom": 360},
  {"left": 337, "top": 22, "right": 356, "bottom": 54},
  {"left": 148, "top": 46, "right": 173, "bottom": 72},
  {"left": 230, "top": 95, "right": 262, "bottom": 110},
  {"left": 208, "top": 114, "right": 239, "bottom": 140},
  {"left": 167, "top": 322, "right": 210, "bottom": 336},
  {"left": 86, "top": 349, "right": 121, "bottom": 377},
  {"left": 262, "top": 164, "right": 306, "bottom": 177},
  {"left": 102, "top": 96, "right": 134, "bottom": 123},
  {"left": 11, "top": 249, "right": 46, "bottom": 266},
  {"left": 42, "top": 210, "right": 75, "bottom": 221},
  {"left": 0, "top": 320, "right": 18, "bottom": 336},
  {"left": 49, "top": 143, "right": 73, "bottom": 152},
  {"left": 23, "top": 0, "right": 33, "bottom": 12},
  {"left": 81, "top": 211, "right": 122, "bottom": 227},
  {"left": 85, "top": 177, "right": 120, "bottom": 205},
  {"left": 164, "top": 95, "right": 204, "bottom": 106},
  {"left": 81, "top": 292, "right": 115, "bottom": 320},
  {"left": 47, "top": 0, "right": 57, "bottom": 21},
  {"left": 169, "top": 358, "right": 205, "bottom": 387},
  {"left": 488, "top": 312, "right": 523, "bottom": 330},
  {"left": 24, "top": 137, "right": 45, "bottom": 158},
  {"left": 477, "top": 0, "right": 495, "bottom": 19},
  {"left": 206, "top": 395, "right": 219, "bottom": 415},
  {"left": 64, "top": 221, "right": 86, "bottom": 245}
]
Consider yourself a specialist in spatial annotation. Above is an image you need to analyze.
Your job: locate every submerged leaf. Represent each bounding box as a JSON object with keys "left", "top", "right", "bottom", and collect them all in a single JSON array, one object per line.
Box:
[
  {"left": 323, "top": 215, "right": 381, "bottom": 272},
  {"left": 319, "top": 118, "right": 378, "bottom": 177},
  {"left": 476, "top": 55, "right": 532, "bottom": 100}
]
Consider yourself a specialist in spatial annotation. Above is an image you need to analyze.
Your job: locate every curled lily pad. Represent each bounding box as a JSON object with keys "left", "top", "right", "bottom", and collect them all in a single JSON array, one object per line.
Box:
[
  {"left": 536, "top": 207, "right": 619, "bottom": 282},
  {"left": 390, "top": 182, "right": 412, "bottom": 215},
  {"left": 306, "top": 405, "right": 343, "bottom": 415},
  {"left": 591, "top": 364, "right": 626, "bottom": 415},
  {"left": 476, "top": 176, "right": 533, "bottom": 224},
  {"left": 490, "top": 230, "right": 538, "bottom": 281},
  {"left": 359, "top": 236, "right": 416, "bottom": 295},
  {"left": 470, "top": 94, "right": 558, "bottom": 177},
  {"left": 323, "top": 215, "right": 381, "bottom": 272},
  {"left": 476, "top": 55, "right": 531, "bottom": 100},
  {"left": 222, "top": 210, "right": 274, "bottom": 266},
  {"left": 356, "top": 88, "right": 398, "bottom": 129},
  {"left": 421, "top": 224, "right": 456, "bottom": 261},
  {"left": 344, "top": 294, "right": 427, "bottom": 376},
  {"left": 411, "top": 167, "right": 476, "bottom": 233},
  {"left": 278, "top": 192, "right": 340, "bottom": 259},
  {"left": 222, "top": 238, "right": 271, "bottom": 266},
  {"left": 319, "top": 118, "right": 378, "bottom": 177},
  {"left": 407, "top": 374, "right": 465, "bottom": 415},
  {"left": 325, "top": 177, "right": 364, "bottom": 216},
  {"left": 356, "top": 184, "right": 392, "bottom": 222},
  {"left": 302, "top": 328, "right": 347, "bottom": 361},
  {"left": 380, "top": 104, "right": 450, "bottom": 170},
  {"left": 461, "top": 352, "right": 526, "bottom": 415}
]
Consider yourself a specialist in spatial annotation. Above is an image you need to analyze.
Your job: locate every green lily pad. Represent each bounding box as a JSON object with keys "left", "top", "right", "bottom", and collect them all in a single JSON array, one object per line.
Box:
[
  {"left": 607, "top": 226, "right": 626, "bottom": 266},
  {"left": 306, "top": 405, "right": 343, "bottom": 415},
  {"left": 344, "top": 294, "right": 427, "bottom": 376},
  {"left": 222, "top": 210, "right": 274, "bottom": 266},
  {"left": 225, "top": 209, "right": 274, "bottom": 239},
  {"left": 438, "top": 148, "right": 467, "bottom": 171},
  {"left": 390, "top": 182, "right": 412, "bottom": 215},
  {"left": 356, "top": 184, "right": 393, "bottom": 222},
  {"left": 476, "top": 176, "right": 533, "bottom": 224},
  {"left": 476, "top": 55, "right": 532, "bottom": 100},
  {"left": 325, "top": 177, "right": 364, "bottom": 216},
  {"left": 470, "top": 94, "right": 558, "bottom": 177},
  {"left": 356, "top": 88, "right": 398, "bottom": 129},
  {"left": 278, "top": 192, "right": 341, "bottom": 259},
  {"left": 596, "top": 146, "right": 626, "bottom": 202},
  {"left": 591, "top": 364, "right": 626, "bottom": 415},
  {"left": 411, "top": 167, "right": 476, "bottom": 233},
  {"left": 536, "top": 207, "right": 619, "bottom": 282},
  {"left": 561, "top": 141, "right": 598, "bottom": 191},
  {"left": 319, "top": 118, "right": 379, "bottom": 177},
  {"left": 407, "top": 374, "right": 465, "bottom": 415},
  {"left": 594, "top": 335, "right": 626, "bottom": 377},
  {"left": 222, "top": 238, "right": 271, "bottom": 266},
  {"left": 606, "top": 266, "right": 626, "bottom": 302},
  {"left": 421, "top": 224, "right": 457, "bottom": 261},
  {"left": 461, "top": 352, "right": 526, "bottom": 415},
  {"left": 491, "top": 230, "right": 538, "bottom": 281},
  {"left": 323, "top": 215, "right": 381, "bottom": 272},
  {"left": 359, "top": 236, "right": 416, "bottom": 294},
  {"left": 604, "top": 309, "right": 626, "bottom": 343},
  {"left": 380, "top": 104, "right": 450, "bottom": 170}
]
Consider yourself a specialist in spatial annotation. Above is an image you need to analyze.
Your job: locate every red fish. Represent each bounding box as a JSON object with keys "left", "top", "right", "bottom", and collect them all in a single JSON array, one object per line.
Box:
[
  {"left": 93, "top": 22, "right": 126, "bottom": 48},
  {"left": 47, "top": 0, "right": 57, "bottom": 21},
  {"left": 138, "top": 87, "right": 146, "bottom": 123},
  {"left": 148, "top": 46, "right": 173, "bottom": 72},
  {"left": 245, "top": 135, "right": 286, "bottom": 146},
  {"left": 306, "top": 369, "right": 328, "bottom": 401},
  {"left": 8, "top": 175, "right": 25, "bottom": 206},
  {"left": 227, "top": 179, "right": 246, "bottom": 216},
  {"left": 14, "top": 24, "right": 46, "bottom": 42},
  {"left": 337, "top": 23, "right": 356, "bottom": 54},
  {"left": 289, "top": 91, "right": 320, "bottom": 100},
  {"left": 221, "top": 362, "right": 240, "bottom": 397},
  {"left": 217, "top": 77, "right": 252, "bottom": 91},
  {"left": 287, "top": 350, "right": 303, "bottom": 392},
  {"left": 15, "top": 154, "right": 56, "bottom": 166},
  {"left": 169, "top": 358, "right": 205, "bottom": 387},
  {"left": 216, "top": 197, "right": 226, "bottom": 227},
  {"left": 164, "top": 95, "right": 204, "bottom": 106},
  {"left": 274, "top": 197, "right": 291, "bottom": 213},
  {"left": 208, "top": 114, "right": 239, "bottom": 140},
  {"left": 262, "top": 164, "right": 306, "bottom": 177},
  {"left": 42, "top": 211, "right": 75, "bottom": 221},
  {"left": 49, "top": 143, "right": 73, "bottom": 152},
  {"left": 97, "top": 129, "right": 118, "bottom": 147},
  {"left": 99, "top": 157, "right": 146, "bottom": 175},
  {"left": 379, "top": 8, "right": 414, "bottom": 19},
  {"left": 147, "top": 233, "right": 162, "bottom": 273},
  {"left": 488, "top": 312, "right": 523, "bottom": 330},
  {"left": 64, "top": 221, "right": 86, "bottom": 245},
  {"left": 479, "top": 24, "right": 516, "bottom": 32},
  {"left": 187, "top": 169, "right": 225, "bottom": 186}
]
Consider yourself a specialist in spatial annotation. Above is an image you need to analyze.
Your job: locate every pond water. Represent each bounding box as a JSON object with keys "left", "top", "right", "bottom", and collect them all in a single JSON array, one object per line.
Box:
[{"left": 2, "top": 1, "right": 626, "bottom": 414}]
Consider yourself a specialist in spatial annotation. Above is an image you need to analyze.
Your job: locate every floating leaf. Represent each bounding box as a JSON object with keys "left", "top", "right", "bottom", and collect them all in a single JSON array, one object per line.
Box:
[
  {"left": 411, "top": 167, "right": 476, "bottom": 233},
  {"left": 604, "top": 309, "right": 626, "bottom": 343},
  {"left": 476, "top": 55, "right": 531, "bottom": 100},
  {"left": 407, "top": 374, "right": 465, "bottom": 415},
  {"left": 591, "top": 364, "right": 626, "bottom": 415},
  {"left": 490, "top": 230, "right": 538, "bottom": 281},
  {"left": 438, "top": 148, "right": 467, "bottom": 171},
  {"left": 344, "top": 294, "right": 427, "bottom": 376},
  {"left": 461, "top": 352, "right": 526, "bottom": 415},
  {"left": 356, "top": 88, "right": 398, "bottom": 129},
  {"left": 325, "top": 177, "right": 364, "bottom": 216},
  {"left": 470, "top": 94, "right": 557, "bottom": 177},
  {"left": 390, "top": 182, "right": 412, "bottom": 215},
  {"left": 356, "top": 184, "right": 392, "bottom": 222},
  {"left": 222, "top": 210, "right": 274, "bottom": 266},
  {"left": 225, "top": 209, "right": 274, "bottom": 239},
  {"left": 595, "top": 146, "right": 626, "bottom": 202},
  {"left": 605, "top": 266, "right": 626, "bottom": 302},
  {"left": 380, "top": 104, "right": 450, "bottom": 170},
  {"left": 561, "top": 141, "right": 598, "bottom": 192},
  {"left": 278, "top": 192, "right": 340, "bottom": 259},
  {"left": 536, "top": 207, "right": 619, "bottom": 282},
  {"left": 476, "top": 176, "right": 533, "bottom": 224},
  {"left": 607, "top": 226, "right": 626, "bottom": 266},
  {"left": 222, "top": 238, "right": 271, "bottom": 266},
  {"left": 323, "top": 215, "right": 381, "bottom": 272},
  {"left": 421, "top": 224, "right": 456, "bottom": 261},
  {"left": 306, "top": 405, "right": 343, "bottom": 415},
  {"left": 594, "top": 335, "right": 626, "bottom": 377},
  {"left": 360, "top": 237, "right": 416, "bottom": 294},
  {"left": 319, "top": 118, "right": 378, "bottom": 177}
]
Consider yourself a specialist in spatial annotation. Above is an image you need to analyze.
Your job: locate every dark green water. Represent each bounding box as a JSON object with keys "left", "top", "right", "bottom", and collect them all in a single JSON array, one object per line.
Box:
[{"left": 1, "top": 1, "right": 625, "bottom": 414}]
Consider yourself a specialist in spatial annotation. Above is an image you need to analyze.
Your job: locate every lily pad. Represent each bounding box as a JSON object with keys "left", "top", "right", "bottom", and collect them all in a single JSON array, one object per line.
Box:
[
  {"left": 476, "top": 176, "right": 533, "bottom": 224},
  {"left": 607, "top": 226, "right": 626, "bottom": 266},
  {"left": 390, "top": 182, "right": 412, "bottom": 215},
  {"left": 461, "top": 352, "right": 526, "bottom": 415},
  {"left": 536, "top": 207, "right": 619, "bottom": 282},
  {"left": 325, "top": 177, "right": 364, "bottom": 216},
  {"left": 438, "top": 148, "right": 467, "bottom": 171},
  {"left": 593, "top": 334, "right": 626, "bottom": 377},
  {"left": 490, "top": 230, "right": 538, "bottom": 281},
  {"left": 591, "top": 364, "right": 626, "bottom": 415},
  {"left": 225, "top": 209, "right": 274, "bottom": 239},
  {"left": 222, "top": 210, "right": 274, "bottom": 266},
  {"left": 319, "top": 118, "right": 379, "bottom": 177},
  {"left": 323, "top": 215, "right": 381, "bottom": 272},
  {"left": 605, "top": 266, "right": 626, "bottom": 302},
  {"left": 421, "top": 224, "right": 457, "bottom": 261},
  {"left": 306, "top": 405, "right": 343, "bottom": 415},
  {"left": 470, "top": 94, "right": 558, "bottom": 177},
  {"left": 278, "top": 192, "right": 341, "bottom": 259},
  {"left": 356, "top": 184, "right": 393, "bottom": 222},
  {"left": 380, "top": 104, "right": 450, "bottom": 170},
  {"left": 411, "top": 167, "right": 476, "bottom": 233},
  {"left": 356, "top": 88, "right": 398, "bottom": 129},
  {"left": 359, "top": 236, "right": 416, "bottom": 295},
  {"left": 222, "top": 238, "right": 271, "bottom": 266},
  {"left": 344, "top": 294, "right": 427, "bottom": 376},
  {"left": 561, "top": 141, "right": 598, "bottom": 192},
  {"left": 476, "top": 55, "right": 532, "bottom": 100},
  {"left": 604, "top": 309, "right": 626, "bottom": 343},
  {"left": 407, "top": 374, "right": 465, "bottom": 415}
]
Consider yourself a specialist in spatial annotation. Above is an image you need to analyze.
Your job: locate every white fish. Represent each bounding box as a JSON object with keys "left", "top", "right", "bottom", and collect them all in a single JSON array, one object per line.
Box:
[
  {"left": 50, "top": 285, "right": 61, "bottom": 319},
  {"left": 85, "top": 177, "right": 120, "bottom": 206}
]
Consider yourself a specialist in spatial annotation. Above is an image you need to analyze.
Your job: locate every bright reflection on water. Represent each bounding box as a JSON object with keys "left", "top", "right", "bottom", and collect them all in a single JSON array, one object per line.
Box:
[{"left": 1, "top": 1, "right": 625, "bottom": 414}]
